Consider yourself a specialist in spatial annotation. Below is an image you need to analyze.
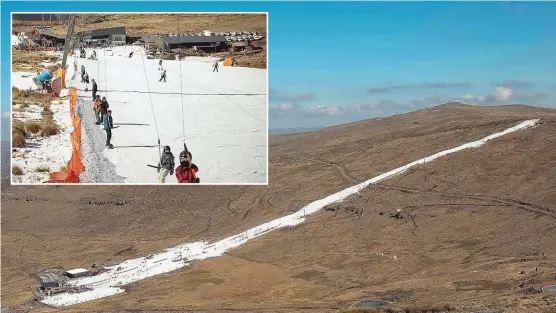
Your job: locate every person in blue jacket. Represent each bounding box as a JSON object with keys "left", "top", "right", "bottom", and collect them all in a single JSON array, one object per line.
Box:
[{"left": 103, "top": 110, "right": 114, "bottom": 148}]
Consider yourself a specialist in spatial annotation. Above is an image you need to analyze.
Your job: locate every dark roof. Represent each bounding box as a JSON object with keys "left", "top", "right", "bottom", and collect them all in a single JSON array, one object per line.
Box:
[
  {"left": 79, "top": 26, "right": 126, "bottom": 37},
  {"left": 163, "top": 36, "right": 227, "bottom": 44}
]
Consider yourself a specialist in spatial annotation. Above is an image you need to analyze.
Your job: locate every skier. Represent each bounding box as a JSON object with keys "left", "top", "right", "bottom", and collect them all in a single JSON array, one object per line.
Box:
[
  {"left": 93, "top": 95, "right": 102, "bottom": 124},
  {"left": 84, "top": 72, "right": 90, "bottom": 91},
  {"left": 100, "top": 96, "right": 109, "bottom": 123},
  {"left": 103, "top": 110, "right": 114, "bottom": 148},
  {"left": 175, "top": 151, "right": 199, "bottom": 183},
  {"left": 213, "top": 61, "right": 219, "bottom": 72},
  {"left": 158, "top": 59, "right": 163, "bottom": 70},
  {"left": 128, "top": 51, "right": 134, "bottom": 58},
  {"left": 80, "top": 65, "right": 86, "bottom": 82},
  {"left": 159, "top": 69, "right": 167, "bottom": 82},
  {"left": 157, "top": 146, "right": 175, "bottom": 183},
  {"left": 91, "top": 78, "right": 98, "bottom": 99}
]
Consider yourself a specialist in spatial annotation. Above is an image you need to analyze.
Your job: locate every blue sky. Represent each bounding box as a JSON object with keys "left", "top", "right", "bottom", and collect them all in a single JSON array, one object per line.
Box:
[{"left": 2, "top": 1, "right": 556, "bottom": 134}]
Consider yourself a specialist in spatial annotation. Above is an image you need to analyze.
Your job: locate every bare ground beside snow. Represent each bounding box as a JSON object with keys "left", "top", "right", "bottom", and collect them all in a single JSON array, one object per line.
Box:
[
  {"left": 11, "top": 65, "right": 75, "bottom": 184},
  {"left": 2, "top": 104, "right": 556, "bottom": 312}
]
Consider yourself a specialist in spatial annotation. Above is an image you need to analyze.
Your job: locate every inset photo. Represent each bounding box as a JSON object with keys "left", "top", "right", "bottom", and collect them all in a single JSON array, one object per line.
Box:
[{"left": 11, "top": 13, "right": 268, "bottom": 184}]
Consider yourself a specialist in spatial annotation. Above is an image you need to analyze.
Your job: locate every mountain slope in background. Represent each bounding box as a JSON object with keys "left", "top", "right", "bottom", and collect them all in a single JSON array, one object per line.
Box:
[{"left": 2, "top": 103, "right": 556, "bottom": 312}]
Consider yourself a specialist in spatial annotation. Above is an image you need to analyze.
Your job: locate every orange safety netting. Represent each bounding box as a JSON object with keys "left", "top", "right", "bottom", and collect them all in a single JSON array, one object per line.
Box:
[
  {"left": 56, "top": 68, "right": 66, "bottom": 89},
  {"left": 223, "top": 58, "right": 234, "bottom": 66},
  {"left": 48, "top": 88, "right": 84, "bottom": 183}
]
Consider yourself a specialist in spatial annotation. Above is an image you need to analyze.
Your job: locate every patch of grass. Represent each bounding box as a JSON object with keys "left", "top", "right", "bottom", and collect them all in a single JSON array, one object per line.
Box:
[
  {"left": 24, "top": 121, "right": 42, "bottom": 134},
  {"left": 42, "top": 104, "right": 54, "bottom": 119},
  {"left": 12, "top": 133, "right": 25, "bottom": 148},
  {"left": 160, "top": 53, "right": 176, "bottom": 61},
  {"left": 401, "top": 303, "right": 454, "bottom": 313},
  {"left": 41, "top": 118, "right": 59, "bottom": 137},
  {"left": 12, "top": 120, "right": 27, "bottom": 148},
  {"left": 12, "top": 165, "right": 24, "bottom": 176},
  {"left": 12, "top": 50, "right": 59, "bottom": 72},
  {"left": 343, "top": 308, "right": 397, "bottom": 313},
  {"left": 12, "top": 87, "right": 53, "bottom": 106},
  {"left": 35, "top": 165, "right": 50, "bottom": 173}
]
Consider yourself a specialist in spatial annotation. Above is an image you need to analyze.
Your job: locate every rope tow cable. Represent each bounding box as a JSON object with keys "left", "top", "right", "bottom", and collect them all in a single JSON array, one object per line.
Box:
[
  {"left": 177, "top": 14, "right": 187, "bottom": 152},
  {"left": 139, "top": 44, "right": 162, "bottom": 160}
]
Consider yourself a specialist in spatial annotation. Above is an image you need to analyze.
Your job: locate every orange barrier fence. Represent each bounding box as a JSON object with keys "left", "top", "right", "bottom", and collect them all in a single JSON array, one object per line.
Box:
[{"left": 48, "top": 88, "right": 85, "bottom": 183}]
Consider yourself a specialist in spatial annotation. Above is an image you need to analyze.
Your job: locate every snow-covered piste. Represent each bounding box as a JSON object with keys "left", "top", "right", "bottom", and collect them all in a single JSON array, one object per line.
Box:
[
  {"left": 40, "top": 119, "right": 539, "bottom": 307},
  {"left": 76, "top": 45, "right": 267, "bottom": 184}
]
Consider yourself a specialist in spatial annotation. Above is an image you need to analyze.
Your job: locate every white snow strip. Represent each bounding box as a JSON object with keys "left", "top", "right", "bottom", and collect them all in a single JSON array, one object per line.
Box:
[
  {"left": 66, "top": 268, "right": 90, "bottom": 275},
  {"left": 40, "top": 287, "right": 125, "bottom": 308},
  {"left": 40, "top": 119, "right": 539, "bottom": 307}
]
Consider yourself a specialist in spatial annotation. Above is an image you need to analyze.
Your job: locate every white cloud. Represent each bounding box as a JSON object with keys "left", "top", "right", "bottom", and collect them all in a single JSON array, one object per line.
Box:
[
  {"left": 493, "top": 87, "right": 513, "bottom": 101},
  {"left": 275, "top": 103, "right": 296, "bottom": 111},
  {"left": 306, "top": 105, "right": 344, "bottom": 116}
]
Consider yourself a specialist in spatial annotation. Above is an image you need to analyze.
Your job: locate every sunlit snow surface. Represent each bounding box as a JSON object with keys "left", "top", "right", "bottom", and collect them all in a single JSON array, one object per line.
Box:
[{"left": 75, "top": 46, "right": 267, "bottom": 184}]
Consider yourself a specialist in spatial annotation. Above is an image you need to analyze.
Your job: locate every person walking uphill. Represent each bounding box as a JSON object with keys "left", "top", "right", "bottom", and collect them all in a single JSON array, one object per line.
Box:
[
  {"left": 213, "top": 61, "right": 219, "bottom": 72},
  {"left": 157, "top": 146, "right": 175, "bottom": 183},
  {"left": 103, "top": 110, "right": 114, "bottom": 149}
]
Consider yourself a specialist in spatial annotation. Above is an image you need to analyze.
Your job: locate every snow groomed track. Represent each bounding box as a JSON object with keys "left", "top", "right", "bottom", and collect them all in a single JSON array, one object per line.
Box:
[
  {"left": 40, "top": 119, "right": 539, "bottom": 307},
  {"left": 75, "top": 46, "right": 267, "bottom": 184}
]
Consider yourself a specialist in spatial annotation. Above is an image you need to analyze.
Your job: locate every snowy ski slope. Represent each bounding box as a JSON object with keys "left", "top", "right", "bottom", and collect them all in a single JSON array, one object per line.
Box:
[
  {"left": 75, "top": 46, "right": 267, "bottom": 184},
  {"left": 40, "top": 119, "right": 539, "bottom": 307}
]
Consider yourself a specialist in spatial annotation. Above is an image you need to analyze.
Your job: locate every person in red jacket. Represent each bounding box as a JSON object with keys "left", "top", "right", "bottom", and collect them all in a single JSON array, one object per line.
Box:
[{"left": 175, "top": 151, "right": 199, "bottom": 183}]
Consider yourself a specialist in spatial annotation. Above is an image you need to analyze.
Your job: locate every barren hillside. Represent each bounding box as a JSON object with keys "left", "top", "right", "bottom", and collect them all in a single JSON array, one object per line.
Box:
[
  {"left": 13, "top": 14, "right": 267, "bottom": 36},
  {"left": 2, "top": 103, "right": 556, "bottom": 313}
]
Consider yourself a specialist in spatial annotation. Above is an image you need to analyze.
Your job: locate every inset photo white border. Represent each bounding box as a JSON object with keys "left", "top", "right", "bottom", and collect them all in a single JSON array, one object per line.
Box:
[{"left": 10, "top": 12, "right": 269, "bottom": 185}]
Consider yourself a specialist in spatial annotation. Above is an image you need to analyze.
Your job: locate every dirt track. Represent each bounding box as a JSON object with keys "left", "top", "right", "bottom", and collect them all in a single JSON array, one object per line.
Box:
[{"left": 2, "top": 103, "right": 556, "bottom": 313}]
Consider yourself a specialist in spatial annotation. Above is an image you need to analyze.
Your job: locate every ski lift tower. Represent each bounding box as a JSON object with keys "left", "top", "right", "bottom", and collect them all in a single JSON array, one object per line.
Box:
[{"left": 61, "top": 14, "right": 76, "bottom": 70}]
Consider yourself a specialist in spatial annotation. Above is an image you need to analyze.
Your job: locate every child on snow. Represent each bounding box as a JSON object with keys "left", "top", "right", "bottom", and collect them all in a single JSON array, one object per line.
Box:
[
  {"left": 158, "top": 146, "right": 175, "bottom": 183},
  {"left": 175, "top": 151, "right": 199, "bottom": 183},
  {"left": 213, "top": 61, "right": 219, "bottom": 72}
]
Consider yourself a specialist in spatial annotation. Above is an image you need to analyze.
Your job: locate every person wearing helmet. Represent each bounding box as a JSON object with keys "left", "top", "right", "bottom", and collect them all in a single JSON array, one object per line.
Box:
[
  {"left": 157, "top": 146, "right": 175, "bottom": 183},
  {"left": 175, "top": 150, "right": 199, "bottom": 183}
]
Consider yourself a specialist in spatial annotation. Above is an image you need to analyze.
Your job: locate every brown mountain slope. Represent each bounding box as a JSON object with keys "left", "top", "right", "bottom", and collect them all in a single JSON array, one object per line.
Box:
[
  {"left": 12, "top": 13, "right": 267, "bottom": 36},
  {"left": 2, "top": 104, "right": 556, "bottom": 313}
]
